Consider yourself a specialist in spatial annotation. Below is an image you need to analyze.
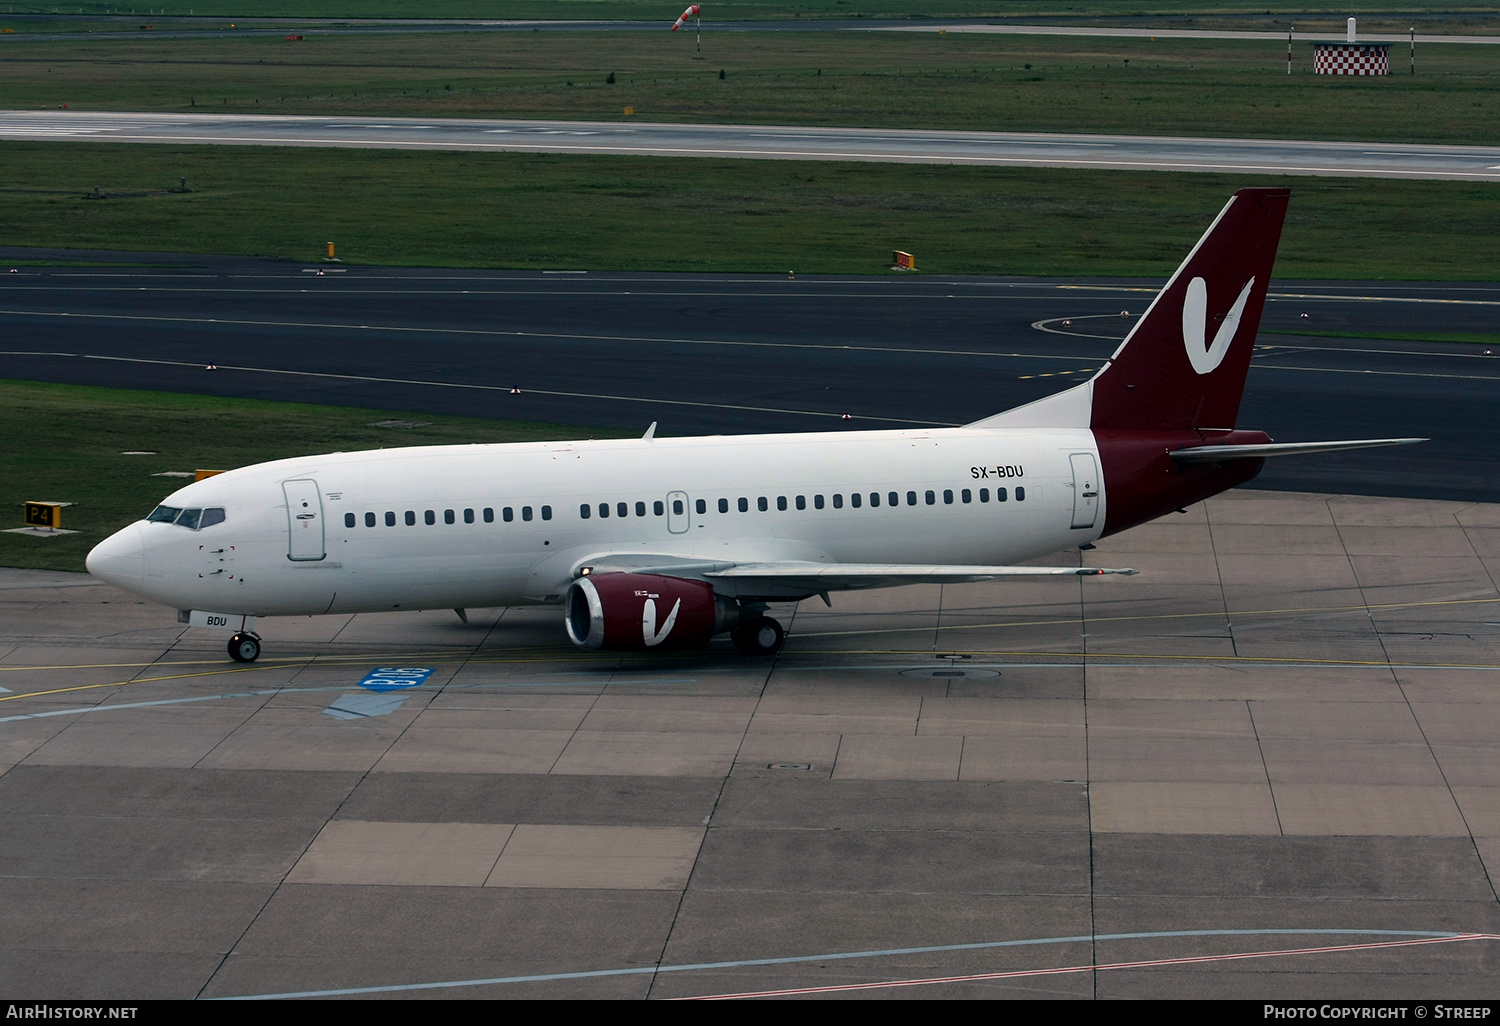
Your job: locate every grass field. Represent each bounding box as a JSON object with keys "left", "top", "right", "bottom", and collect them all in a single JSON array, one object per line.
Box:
[
  {"left": 2, "top": 143, "right": 1496, "bottom": 279},
  {"left": 3, "top": 2, "right": 1499, "bottom": 24},
  {"left": 5, "top": 30, "right": 1499, "bottom": 143},
  {"left": 0, "top": 379, "right": 610, "bottom": 573}
]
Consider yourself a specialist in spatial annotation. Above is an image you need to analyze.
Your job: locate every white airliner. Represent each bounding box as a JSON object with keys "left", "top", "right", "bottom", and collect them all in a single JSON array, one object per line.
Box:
[{"left": 86, "top": 188, "right": 1419, "bottom": 663}]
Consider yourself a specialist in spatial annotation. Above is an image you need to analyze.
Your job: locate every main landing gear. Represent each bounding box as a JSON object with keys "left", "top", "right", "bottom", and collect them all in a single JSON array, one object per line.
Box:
[
  {"left": 228, "top": 631, "right": 262, "bottom": 663},
  {"left": 731, "top": 615, "right": 785, "bottom": 655}
]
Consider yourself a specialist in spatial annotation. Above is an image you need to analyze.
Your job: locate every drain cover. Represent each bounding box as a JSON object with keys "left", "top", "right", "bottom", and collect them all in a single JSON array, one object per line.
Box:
[{"left": 899, "top": 666, "right": 1001, "bottom": 679}]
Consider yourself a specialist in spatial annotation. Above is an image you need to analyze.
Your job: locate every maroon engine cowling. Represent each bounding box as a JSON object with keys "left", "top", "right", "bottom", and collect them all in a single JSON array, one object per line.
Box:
[{"left": 565, "top": 572, "right": 736, "bottom": 650}]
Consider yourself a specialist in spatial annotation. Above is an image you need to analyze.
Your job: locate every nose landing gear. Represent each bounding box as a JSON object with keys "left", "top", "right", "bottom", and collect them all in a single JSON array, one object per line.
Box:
[{"left": 228, "top": 632, "right": 262, "bottom": 663}]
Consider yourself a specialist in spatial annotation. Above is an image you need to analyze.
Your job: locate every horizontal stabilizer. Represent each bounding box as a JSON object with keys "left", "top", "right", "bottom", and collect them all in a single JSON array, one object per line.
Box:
[{"left": 1169, "top": 438, "right": 1426, "bottom": 463}]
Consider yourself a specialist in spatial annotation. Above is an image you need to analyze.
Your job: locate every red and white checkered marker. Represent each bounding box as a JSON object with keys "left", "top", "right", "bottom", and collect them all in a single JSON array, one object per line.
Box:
[
  {"left": 671, "top": 4, "right": 699, "bottom": 30},
  {"left": 1313, "top": 43, "right": 1391, "bottom": 75}
]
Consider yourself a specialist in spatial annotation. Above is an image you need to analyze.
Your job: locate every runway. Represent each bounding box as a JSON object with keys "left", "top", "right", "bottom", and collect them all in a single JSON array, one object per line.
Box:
[
  {"left": 4, "top": 111, "right": 1499, "bottom": 180},
  {"left": 3, "top": 489, "right": 1499, "bottom": 998},
  {"left": 3, "top": 254, "right": 1498, "bottom": 503}
]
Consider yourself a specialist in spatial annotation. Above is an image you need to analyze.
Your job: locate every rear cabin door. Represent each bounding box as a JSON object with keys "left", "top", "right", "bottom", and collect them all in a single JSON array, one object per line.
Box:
[
  {"left": 283, "top": 479, "right": 326, "bottom": 561},
  {"left": 1069, "top": 453, "right": 1100, "bottom": 530}
]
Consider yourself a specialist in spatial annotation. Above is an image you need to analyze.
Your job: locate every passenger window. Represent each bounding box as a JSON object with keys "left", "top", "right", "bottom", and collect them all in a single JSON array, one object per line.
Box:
[
  {"left": 777, "top": 496, "right": 787, "bottom": 511},
  {"left": 925, "top": 490, "right": 935, "bottom": 505},
  {"left": 833, "top": 494, "right": 843, "bottom": 509},
  {"left": 580, "top": 504, "right": 591, "bottom": 519},
  {"left": 996, "top": 488, "right": 1008, "bottom": 502},
  {"left": 980, "top": 489, "right": 990, "bottom": 503},
  {"left": 757, "top": 497, "right": 768, "bottom": 512},
  {"left": 405, "top": 511, "right": 416, "bottom": 526},
  {"left": 943, "top": 490, "right": 954, "bottom": 505},
  {"left": 385, "top": 511, "right": 396, "bottom": 527},
  {"left": 888, "top": 492, "right": 898, "bottom": 507},
  {"left": 484, "top": 508, "right": 495, "bottom": 522},
  {"left": 796, "top": 495, "right": 806, "bottom": 510},
  {"left": 815, "top": 495, "right": 825, "bottom": 509},
  {"left": 719, "top": 498, "right": 729, "bottom": 513},
  {"left": 907, "top": 491, "right": 917, "bottom": 506},
  {"left": 869, "top": 493, "right": 879, "bottom": 508},
  {"left": 962, "top": 489, "right": 972, "bottom": 503},
  {"left": 599, "top": 503, "right": 609, "bottom": 518},
  {"left": 694, "top": 499, "right": 705, "bottom": 515},
  {"left": 200, "top": 508, "right": 226, "bottom": 529},
  {"left": 365, "top": 512, "right": 376, "bottom": 528},
  {"left": 849, "top": 493, "right": 860, "bottom": 509},
  {"left": 425, "top": 510, "right": 436, "bottom": 526},
  {"left": 464, "top": 508, "right": 475, "bottom": 523},
  {"left": 617, "top": 502, "right": 627, "bottom": 518},
  {"left": 635, "top": 501, "right": 646, "bottom": 517},
  {"left": 444, "top": 509, "right": 455, "bottom": 525},
  {"left": 738, "top": 498, "right": 748, "bottom": 513},
  {"left": 1016, "top": 487, "right": 1026, "bottom": 501},
  {"left": 541, "top": 505, "right": 552, "bottom": 521},
  {"left": 523, "top": 506, "right": 534, "bottom": 522},
  {"left": 503, "top": 507, "right": 514, "bottom": 522},
  {"left": 345, "top": 513, "right": 356, "bottom": 528}
]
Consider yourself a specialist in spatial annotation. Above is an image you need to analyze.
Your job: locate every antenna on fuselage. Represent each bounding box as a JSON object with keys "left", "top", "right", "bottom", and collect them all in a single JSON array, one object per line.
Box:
[{"left": 643, "top": 421, "right": 658, "bottom": 440}]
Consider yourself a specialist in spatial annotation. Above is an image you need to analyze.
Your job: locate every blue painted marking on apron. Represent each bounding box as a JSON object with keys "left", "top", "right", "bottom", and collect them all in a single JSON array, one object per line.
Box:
[{"left": 358, "top": 667, "right": 434, "bottom": 692}]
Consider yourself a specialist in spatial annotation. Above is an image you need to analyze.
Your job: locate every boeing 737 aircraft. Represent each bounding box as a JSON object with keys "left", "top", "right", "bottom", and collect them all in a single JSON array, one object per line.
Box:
[{"left": 86, "top": 188, "right": 1418, "bottom": 662}]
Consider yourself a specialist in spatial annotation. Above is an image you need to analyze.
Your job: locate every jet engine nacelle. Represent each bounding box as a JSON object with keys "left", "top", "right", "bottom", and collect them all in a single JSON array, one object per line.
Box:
[{"left": 564, "top": 572, "right": 739, "bottom": 650}]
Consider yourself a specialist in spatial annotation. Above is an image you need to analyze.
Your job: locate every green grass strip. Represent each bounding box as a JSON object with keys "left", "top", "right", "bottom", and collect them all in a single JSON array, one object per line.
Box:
[
  {"left": 2, "top": 143, "right": 1497, "bottom": 279},
  {"left": 0, "top": 379, "right": 612, "bottom": 573},
  {"left": 5, "top": 30, "right": 1499, "bottom": 143},
  {"left": 5, "top": 2, "right": 1499, "bottom": 23}
]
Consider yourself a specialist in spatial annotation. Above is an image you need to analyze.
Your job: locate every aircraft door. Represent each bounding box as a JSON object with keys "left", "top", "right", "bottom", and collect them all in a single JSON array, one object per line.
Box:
[
  {"left": 1069, "top": 453, "right": 1100, "bottom": 530},
  {"left": 283, "top": 479, "right": 326, "bottom": 561},
  {"left": 666, "top": 491, "right": 690, "bottom": 534}
]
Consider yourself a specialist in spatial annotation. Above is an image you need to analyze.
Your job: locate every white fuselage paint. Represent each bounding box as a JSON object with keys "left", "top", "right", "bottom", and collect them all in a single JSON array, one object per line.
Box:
[{"left": 122, "top": 427, "right": 1105, "bottom": 618}]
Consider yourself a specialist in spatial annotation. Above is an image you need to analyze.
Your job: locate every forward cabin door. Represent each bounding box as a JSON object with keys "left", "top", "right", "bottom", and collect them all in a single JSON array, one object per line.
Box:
[
  {"left": 666, "top": 491, "right": 690, "bottom": 534},
  {"left": 283, "top": 479, "right": 326, "bottom": 561},
  {"left": 1069, "top": 453, "right": 1100, "bottom": 530}
]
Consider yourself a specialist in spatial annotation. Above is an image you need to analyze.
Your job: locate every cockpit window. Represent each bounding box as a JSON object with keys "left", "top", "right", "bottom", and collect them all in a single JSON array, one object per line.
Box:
[{"left": 146, "top": 506, "right": 225, "bottom": 530}]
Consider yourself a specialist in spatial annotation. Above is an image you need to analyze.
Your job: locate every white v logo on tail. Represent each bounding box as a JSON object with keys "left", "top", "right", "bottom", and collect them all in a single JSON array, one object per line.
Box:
[
  {"left": 642, "top": 596, "right": 681, "bottom": 647},
  {"left": 1183, "top": 276, "right": 1255, "bottom": 375}
]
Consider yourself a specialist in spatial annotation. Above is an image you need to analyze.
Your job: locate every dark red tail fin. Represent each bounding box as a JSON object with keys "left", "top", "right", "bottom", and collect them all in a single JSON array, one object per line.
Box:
[{"left": 1089, "top": 188, "right": 1290, "bottom": 432}]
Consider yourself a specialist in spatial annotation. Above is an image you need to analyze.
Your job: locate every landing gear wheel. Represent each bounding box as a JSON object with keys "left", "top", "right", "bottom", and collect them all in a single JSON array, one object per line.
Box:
[
  {"left": 732, "top": 616, "right": 785, "bottom": 655},
  {"left": 228, "top": 632, "right": 261, "bottom": 663}
]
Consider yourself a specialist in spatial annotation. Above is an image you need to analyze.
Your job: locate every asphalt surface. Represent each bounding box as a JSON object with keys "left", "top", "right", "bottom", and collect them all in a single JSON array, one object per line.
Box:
[
  {"left": 5, "top": 111, "right": 1499, "bottom": 180},
  {"left": 3, "top": 250, "right": 1497, "bottom": 503},
  {"left": 6, "top": 488, "right": 1500, "bottom": 999}
]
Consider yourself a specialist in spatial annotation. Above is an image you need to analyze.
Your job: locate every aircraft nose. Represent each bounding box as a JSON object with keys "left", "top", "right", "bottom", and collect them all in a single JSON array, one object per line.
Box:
[{"left": 86, "top": 523, "right": 144, "bottom": 589}]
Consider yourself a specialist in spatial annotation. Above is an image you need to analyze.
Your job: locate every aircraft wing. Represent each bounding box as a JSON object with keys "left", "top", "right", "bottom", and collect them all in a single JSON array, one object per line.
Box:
[
  {"left": 703, "top": 562, "right": 1137, "bottom": 592},
  {"left": 571, "top": 554, "right": 1136, "bottom": 598}
]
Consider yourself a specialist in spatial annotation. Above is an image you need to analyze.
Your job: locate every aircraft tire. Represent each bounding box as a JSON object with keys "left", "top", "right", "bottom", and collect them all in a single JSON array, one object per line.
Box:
[
  {"left": 732, "top": 616, "right": 785, "bottom": 655},
  {"left": 228, "top": 632, "right": 261, "bottom": 663}
]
